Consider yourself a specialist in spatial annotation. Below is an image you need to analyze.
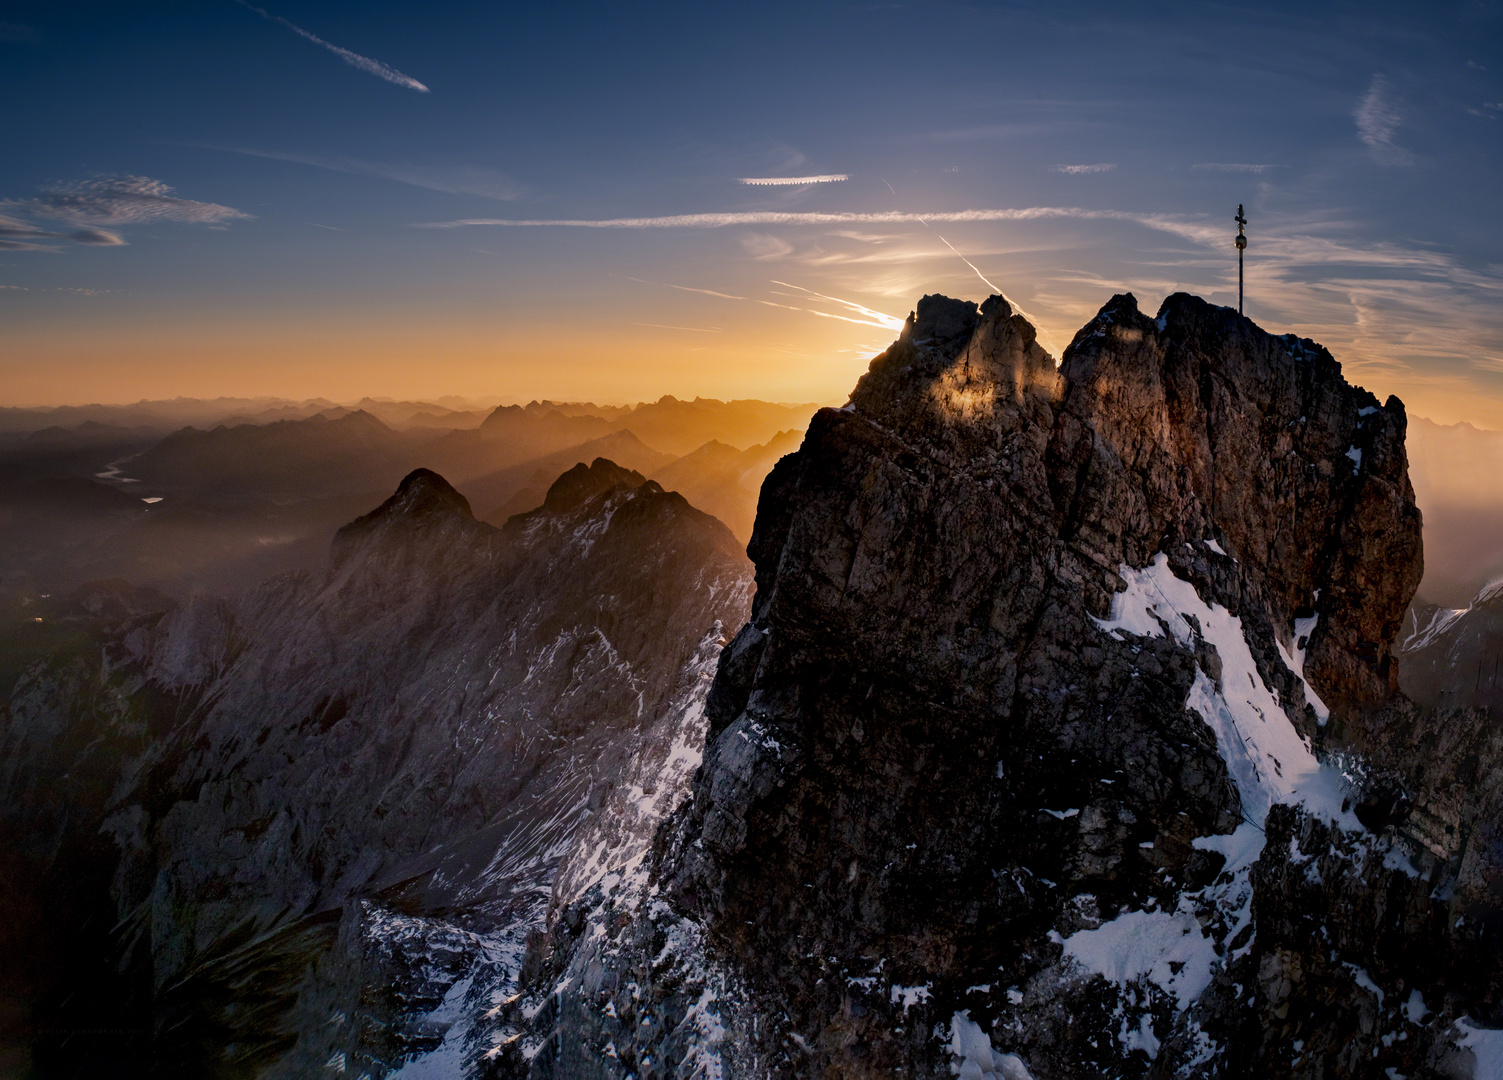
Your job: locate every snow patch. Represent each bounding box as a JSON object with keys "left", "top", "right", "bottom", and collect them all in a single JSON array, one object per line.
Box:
[
  {"left": 1062, "top": 908, "right": 1217, "bottom": 1012},
  {"left": 1275, "top": 613, "right": 1331, "bottom": 726},
  {"left": 1455, "top": 1018, "right": 1503, "bottom": 1080},
  {"left": 1346, "top": 446, "right": 1362, "bottom": 474},
  {"left": 1344, "top": 963, "right": 1385, "bottom": 1007},
  {"left": 949, "top": 1012, "right": 1035, "bottom": 1080},
  {"left": 891, "top": 983, "right": 932, "bottom": 1011}
]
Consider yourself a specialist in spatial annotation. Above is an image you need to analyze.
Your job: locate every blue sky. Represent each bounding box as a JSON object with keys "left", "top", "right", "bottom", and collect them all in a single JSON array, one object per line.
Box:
[{"left": 1, "top": 0, "right": 1500, "bottom": 422}]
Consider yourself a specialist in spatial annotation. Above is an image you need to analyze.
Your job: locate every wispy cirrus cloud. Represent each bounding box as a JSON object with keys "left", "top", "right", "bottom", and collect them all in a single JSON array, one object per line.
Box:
[
  {"left": 68, "top": 227, "right": 128, "bottom": 246},
  {"left": 234, "top": 0, "right": 429, "bottom": 92},
  {"left": 1193, "top": 163, "right": 1284, "bottom": 173},
  {"left": 1355, "top": 75, "right": 1412, "bottom": 165},
  {"left": 0, "top": 176, "right": 249, "bottom": 251},
  {"left": 6, "top": 175, "right": 250, "bottom": 227},
  {"left": 0, "top": 21, "right": 36, "bottom": 41},
  {"left": 1055, "top": 163, "right": 1116, "bottom": 175},
  {"left": 0, "top": 213, "right": 125, "bottom": 250},
  {"left": 0, "top": 215, "right": 60, "bottom": 251},
  {"left": 420, "top": 207, "right": 1206, "bottom": 232},
  {"left": 188, "top": 144, "right": 520, "bottom": 199},
  {"left": 738, "top": 175, "right": 849, "bottom": 186}
]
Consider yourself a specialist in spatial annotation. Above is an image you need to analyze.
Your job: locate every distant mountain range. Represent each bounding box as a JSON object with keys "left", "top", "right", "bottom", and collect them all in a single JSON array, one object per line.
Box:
[{"left": 0, "top": 395, "right": 822, "bottom": 601}]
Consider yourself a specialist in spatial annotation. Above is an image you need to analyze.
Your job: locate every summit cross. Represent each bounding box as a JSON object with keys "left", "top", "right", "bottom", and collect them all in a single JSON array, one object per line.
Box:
[{"left": 1235, "top": 204, "right": 1248, "bottom": 315}]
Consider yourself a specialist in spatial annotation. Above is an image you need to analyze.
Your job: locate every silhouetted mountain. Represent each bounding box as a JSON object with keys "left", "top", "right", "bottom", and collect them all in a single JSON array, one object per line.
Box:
[
  {"left": 469, "top": 430, "right": 674, "bottom": 525},
  {"left": 608, "top": 395, "right": 818, "bottom": 456},
  {"left": 0, "top": 397, "right": 341, "bottom": 436},
  {"left": 648, "top": 428, "right": 804, "bottom": 544},
  {"left": 410, "top": 405, "right": 618, "bottom": 488},
  {"left": 130, "top": 409, "right": 414, "bottom": 496}
]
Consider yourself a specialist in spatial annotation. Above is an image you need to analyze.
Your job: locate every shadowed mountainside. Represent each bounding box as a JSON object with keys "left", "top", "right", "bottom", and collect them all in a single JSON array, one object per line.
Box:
[{"left": 0, "top": 459, "right": 752, "bottom": 1077}]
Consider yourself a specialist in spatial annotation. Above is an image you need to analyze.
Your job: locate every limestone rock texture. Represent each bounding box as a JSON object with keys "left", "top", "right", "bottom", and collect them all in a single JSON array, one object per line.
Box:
[{"left": 507, "top": 294, "right": 1503, "bottom": 1079}]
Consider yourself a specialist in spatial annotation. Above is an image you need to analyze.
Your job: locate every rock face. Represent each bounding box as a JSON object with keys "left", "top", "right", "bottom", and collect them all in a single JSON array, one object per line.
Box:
[
  {"left": 506, "top": 293, "right": 1503, "bottom": 1079},
  {"left": 0, "top": 459, "right": 752, "bottom": 1076}
]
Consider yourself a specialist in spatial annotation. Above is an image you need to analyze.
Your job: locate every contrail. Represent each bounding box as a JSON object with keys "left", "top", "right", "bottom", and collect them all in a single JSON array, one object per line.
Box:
[
  {"left": 739, "top": 175, "right": 849, "bottom": 186},
  {"left": 234, "top": 1, "right": 429, "bottom": 92},
  {"left": 932, "top": 231, "right": 1000, "bottom": 294},
  {"left": 769, "top": 281, "right": 904, "bottom": 330},
  {"left": 627, "top": 276, "right": 746, "bottom": 300},
  {"left": 875, "top": 176, "right": 1001, "bottom": 294}
]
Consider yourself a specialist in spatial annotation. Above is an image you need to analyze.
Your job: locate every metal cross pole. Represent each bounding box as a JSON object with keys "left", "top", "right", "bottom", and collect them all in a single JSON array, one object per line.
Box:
[{"left": 1234, "top": 204, "right": 1247, "bottom": 315}]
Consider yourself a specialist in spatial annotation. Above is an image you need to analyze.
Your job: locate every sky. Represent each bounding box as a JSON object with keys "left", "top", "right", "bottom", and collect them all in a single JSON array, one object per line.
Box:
[{"left": 1, "top": 0, "right": 1501, "bottom": 423}]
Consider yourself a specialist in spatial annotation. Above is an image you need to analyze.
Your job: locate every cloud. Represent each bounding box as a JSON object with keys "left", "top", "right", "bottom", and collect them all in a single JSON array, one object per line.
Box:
[
  {"left": 1355, "top": 75, "right": 1412, "bottom": 165},
  {"left": 422, "top": 207, "right": 1165, "bottom": 230},
  {"left": 1055, "top": 164, "right": 1116, "bottom": 175},
  {"left": 7, "top": 176, "right": 250, "bottom": 226},
  {"left": 235, "top": 1, "right": 429, "bottom": 92},
  {"left": 1193, "top": 163, "right": 1283, "bottom": 173},
  {"left": 739, "top": 232, "right": 794, "bottom": 260},
  {"left": 189, "top": 144, "right": 519, "bottom": 199},
  {"left": 0, "top": 214, "right": 52, "bottom": 240},
  {"left": 739, "top": 175, "right": 849, "bottom": 186},
  {"left": 68, "top": 227, "right": 127, "bottom": 246},
  {"left": 1468, "top": 102, "right": 1502, "bottom": 119},
  {"left": 0, "top": 21, "right": 35, "bottom": 41},
  {"left": 419, "top": 207, "right": 1236, "bottom": 255}
]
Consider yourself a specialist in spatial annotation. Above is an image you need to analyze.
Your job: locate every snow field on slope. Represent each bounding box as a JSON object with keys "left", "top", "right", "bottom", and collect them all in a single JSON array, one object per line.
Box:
[
  {"left": 1042, "top": 553, "right": 1375, "bottom": 1066},
  {"left": 1090, "top": 552, "right": 1349, "bottom": 829}
]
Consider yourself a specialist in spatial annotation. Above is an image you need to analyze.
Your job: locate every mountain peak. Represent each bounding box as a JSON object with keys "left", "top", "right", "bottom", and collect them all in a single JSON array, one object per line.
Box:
[
  {"left": 542, "top": 457, "right": 646, "bottom": 512},
  {"left": 331, "top": 468, "right": 476, "bottom": 561}
]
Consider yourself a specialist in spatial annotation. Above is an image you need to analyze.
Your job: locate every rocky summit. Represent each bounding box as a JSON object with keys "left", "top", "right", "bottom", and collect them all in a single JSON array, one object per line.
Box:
[{"left": 503, "top": 293, "right": 1503, "bottom": 1080}]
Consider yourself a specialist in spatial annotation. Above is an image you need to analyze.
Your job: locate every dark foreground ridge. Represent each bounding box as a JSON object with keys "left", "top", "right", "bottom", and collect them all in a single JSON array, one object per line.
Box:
[{"left": 504, "top": 292, "right": 1503, "bottom": 1079}]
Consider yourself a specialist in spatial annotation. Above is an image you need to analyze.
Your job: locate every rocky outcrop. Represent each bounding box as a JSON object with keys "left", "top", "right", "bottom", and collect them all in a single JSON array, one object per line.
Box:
[
  {"left": 503, "top": 292, "right": 1503, "bottom": 1079},
  {"left": 0, "top": 459, "right": 752, "bottom": 1076}
]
